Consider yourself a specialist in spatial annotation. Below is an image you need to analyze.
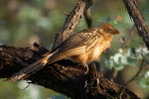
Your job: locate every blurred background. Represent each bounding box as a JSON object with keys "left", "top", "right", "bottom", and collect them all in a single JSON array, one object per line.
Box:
[{"left": 0, "top": 0, "right": 149, "bottom": 99}]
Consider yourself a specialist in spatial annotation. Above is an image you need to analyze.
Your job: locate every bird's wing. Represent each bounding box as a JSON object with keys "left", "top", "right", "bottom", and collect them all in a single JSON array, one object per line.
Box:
[
  {"left": 56, "top": 28, "right": 99, "bottom": 52},
  {"left": 46, "top": 28, "right": 99, "bottom": 63}
]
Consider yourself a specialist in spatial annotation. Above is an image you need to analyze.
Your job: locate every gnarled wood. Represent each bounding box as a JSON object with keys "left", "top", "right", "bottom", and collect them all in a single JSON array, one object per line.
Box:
[{"left": 0, "top": 45, "right": 139, "bottom": 99}]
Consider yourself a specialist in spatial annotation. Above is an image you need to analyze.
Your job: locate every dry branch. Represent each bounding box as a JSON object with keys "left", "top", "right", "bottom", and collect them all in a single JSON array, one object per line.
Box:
[
  {"left": 0, "top": 45, "right": 139, "bottom": 99},
  {"left": 123, "top": 0, "right": 149, "bottom": 49},
  {"left": 53, "top": 0, "right": 93, "bottom": 48},
  {"left": 84, "top": 0, "right": 94, "bottom": 28}
]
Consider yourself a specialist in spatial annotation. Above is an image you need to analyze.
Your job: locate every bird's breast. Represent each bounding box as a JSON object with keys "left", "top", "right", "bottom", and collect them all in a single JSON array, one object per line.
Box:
[
  {"left": 86, "top": 36, "right": 112, "bottom": 63},
  {"left": 87, "top": 45, "right": 101, "bottom": 62}
]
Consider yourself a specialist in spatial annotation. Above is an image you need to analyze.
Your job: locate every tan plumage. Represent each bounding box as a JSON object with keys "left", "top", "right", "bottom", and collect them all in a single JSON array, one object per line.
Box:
[{"left": 8, "top": 24, "right": 119, "bottom": 81}]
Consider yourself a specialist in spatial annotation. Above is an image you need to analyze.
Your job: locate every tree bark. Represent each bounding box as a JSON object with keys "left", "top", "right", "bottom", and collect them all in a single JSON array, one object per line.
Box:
[
  {"left": 0, "top": 45, "right": 139, "bottom": 99},
  {"left": 123, "top": 0, "right": 149, "bottom": 49}
]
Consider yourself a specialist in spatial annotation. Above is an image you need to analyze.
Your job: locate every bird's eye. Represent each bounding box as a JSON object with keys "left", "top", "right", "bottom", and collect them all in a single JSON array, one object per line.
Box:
[{"left": 107, "top": 27, "right": 114, "bottom": 33}]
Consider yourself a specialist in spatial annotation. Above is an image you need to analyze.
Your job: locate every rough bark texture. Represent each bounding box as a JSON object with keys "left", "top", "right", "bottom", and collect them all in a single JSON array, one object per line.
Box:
[
  {"left": 0, "top": 45, "right": 139, "bottom": 99},
  {"left": 53, "top": 0, "right": 93, "bottom": 48},
  {"left": 123, "top": 0, "right": 149, "bottom": 49}
]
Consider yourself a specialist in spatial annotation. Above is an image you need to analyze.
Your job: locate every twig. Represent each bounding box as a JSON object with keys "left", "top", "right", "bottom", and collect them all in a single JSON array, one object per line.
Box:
[
  {"left": 84, "top": 8, "right": 92, "bottom": 28},
  {"left": 111, "top": 68, "right": 118, "bottom": 81},
  {"left": 125, "top": 58, "right": 144, "bottom": 85},
  {"left": 84, "top": 0, "right": 94, "bottom": 28},
  {"left": 123, "top": 0, "right": 149, "bottom": 49}
]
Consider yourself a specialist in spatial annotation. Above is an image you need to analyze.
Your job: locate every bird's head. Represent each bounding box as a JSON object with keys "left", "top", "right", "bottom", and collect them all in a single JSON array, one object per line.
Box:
[{"left": 99, "top": 24, "right": 120, "bottom": 35}]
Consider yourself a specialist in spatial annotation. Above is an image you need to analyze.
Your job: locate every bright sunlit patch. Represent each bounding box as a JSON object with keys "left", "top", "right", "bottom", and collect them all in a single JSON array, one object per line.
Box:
[
  {"left": 18, "top": 81, "right": 41, "bottom": 99},
  {"left": 145, "top": 71, "right": 149, "bottom": 78}
]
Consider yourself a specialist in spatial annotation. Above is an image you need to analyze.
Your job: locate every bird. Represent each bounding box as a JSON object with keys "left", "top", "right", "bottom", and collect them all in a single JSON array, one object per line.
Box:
[{"left": 8, "top": 23, "right": 119, "bottom": 81}]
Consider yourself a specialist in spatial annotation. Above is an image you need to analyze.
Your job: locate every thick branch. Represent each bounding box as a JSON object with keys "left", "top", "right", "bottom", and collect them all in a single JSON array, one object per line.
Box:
[
  {"left": 123, "top": 0, "right": 149, "bottom": 49},
  {"left": 54, "top": 0, "right": 93, "bottom": 48},
  {"left": 0, "top": 45, "right": 140, "bottom": 99}
]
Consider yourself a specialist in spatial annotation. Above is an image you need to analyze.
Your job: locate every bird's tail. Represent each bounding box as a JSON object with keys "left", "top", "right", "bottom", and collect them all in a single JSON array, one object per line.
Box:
[{"left": 7, "top": 52, "right": 54, "bottom": 82}]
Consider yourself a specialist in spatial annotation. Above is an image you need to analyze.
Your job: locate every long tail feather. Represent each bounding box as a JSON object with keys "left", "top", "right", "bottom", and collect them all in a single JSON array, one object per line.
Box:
[{"left": 8, "top": 53, "right": 53, "bottom": 82}]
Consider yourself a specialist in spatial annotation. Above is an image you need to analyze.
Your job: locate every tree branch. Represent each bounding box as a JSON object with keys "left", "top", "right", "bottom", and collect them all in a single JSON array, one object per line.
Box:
[
  {"left": 0, "top": 45, "right": 140, "bottom": 99},
  {"left": 125, "top": 58, "right": 144, "bottom": 85},
  {"left": 53, "top": 0, "right": 93, "bottom": 48},
  {"left": 123, "top": 0, "right": 149, "bottom": 49},
  {"left": 84, "top": 0, "right": 94, "bottom": 28}
]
